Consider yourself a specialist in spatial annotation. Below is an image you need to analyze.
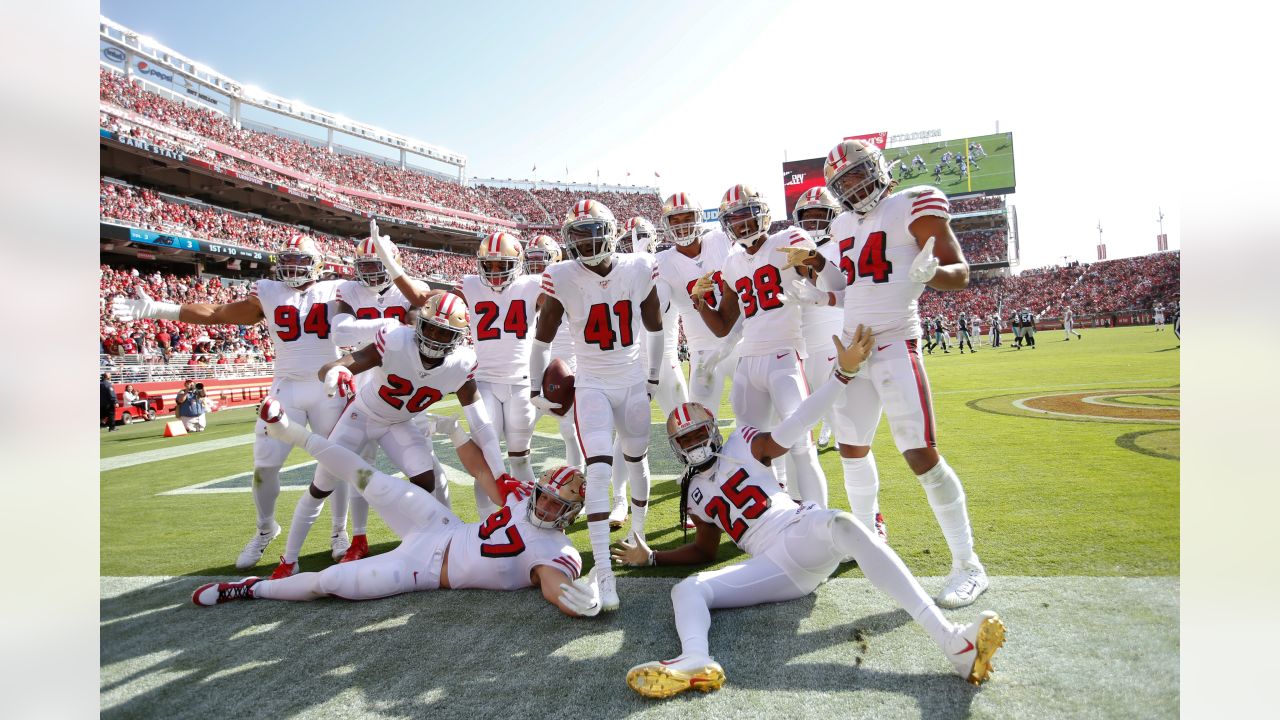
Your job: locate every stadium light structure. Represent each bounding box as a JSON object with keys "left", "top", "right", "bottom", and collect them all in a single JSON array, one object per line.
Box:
[{"left": 99, "top": 15, "right": 469, "bottom": 179}]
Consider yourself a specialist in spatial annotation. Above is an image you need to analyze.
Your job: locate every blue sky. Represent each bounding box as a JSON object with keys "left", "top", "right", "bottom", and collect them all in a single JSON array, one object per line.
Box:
[{"left": 100, "top": 0, "right": 1182, "bottom": 269}]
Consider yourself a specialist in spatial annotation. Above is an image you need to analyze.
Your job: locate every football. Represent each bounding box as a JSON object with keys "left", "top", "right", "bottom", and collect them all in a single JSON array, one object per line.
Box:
[{"left": 542, "top": 358, "right": 575, "bottom": 416}]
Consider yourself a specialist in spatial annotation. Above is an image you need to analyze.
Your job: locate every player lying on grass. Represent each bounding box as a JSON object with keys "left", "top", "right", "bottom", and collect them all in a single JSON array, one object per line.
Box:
[
  {"left": 192, "top": 399, "right": 607, "bottom": 618},
  {"left": 612, "top": 326, "right": 1006, "bottom": 698}
]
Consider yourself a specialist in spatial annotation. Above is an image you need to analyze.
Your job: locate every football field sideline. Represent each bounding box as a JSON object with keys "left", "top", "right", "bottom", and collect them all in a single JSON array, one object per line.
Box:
[{"left": 101, "top": 574, "right": 1178, "bottom": 719}]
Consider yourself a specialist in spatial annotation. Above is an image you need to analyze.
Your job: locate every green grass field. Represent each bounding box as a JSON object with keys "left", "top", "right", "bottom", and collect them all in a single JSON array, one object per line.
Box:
[{"left": 101, "top": 325, "right": 1180, "bottom": 717}]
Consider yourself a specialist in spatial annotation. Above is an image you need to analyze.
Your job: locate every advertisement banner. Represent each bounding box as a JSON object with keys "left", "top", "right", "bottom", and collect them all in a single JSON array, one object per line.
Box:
[
  {"left": 781, "top": 157, "right": 827, "bottom": 220},
  {"left": 114, "top": 134, "right": 187, "bottom": 163},
  {"left": 843, "top": 131, "right": 888, "bottom": 149}
]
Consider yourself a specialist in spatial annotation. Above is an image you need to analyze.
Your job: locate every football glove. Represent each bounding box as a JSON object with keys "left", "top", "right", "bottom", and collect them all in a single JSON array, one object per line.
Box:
[
  {"left": 530, "top": 394, "right": 562, "bottom": 413},
  {"left": 559, "top": 566, "right": 603, "bottom": 617},
  {"left": 322, "top": 366, "right": 356, "bottom": 398},
  {"left": 611, "top": 535, "right": 654, "bottom": 567},
  {"left": 111, "top": 291, "right": 180, "bottom": 322},
  {"left": 776, "top": 245, "right": 818, "bottom": 271},
  {"left": 495, "top": 473, "right": 531, "bottom": 504},
  {"left": 690, "top": 272, "right": 717, "bottom": 298},
  {"left": 787, "top": 278, "right": 830, "bottom": 306},
  {"left": 908, "top": 237, "right": 940, "bottom": 283}
]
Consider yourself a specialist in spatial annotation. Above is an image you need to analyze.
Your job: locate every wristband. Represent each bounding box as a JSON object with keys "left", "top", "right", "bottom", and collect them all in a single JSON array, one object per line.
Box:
[{"left": 647, "top": 550, "right": 657, "bottom": 567}]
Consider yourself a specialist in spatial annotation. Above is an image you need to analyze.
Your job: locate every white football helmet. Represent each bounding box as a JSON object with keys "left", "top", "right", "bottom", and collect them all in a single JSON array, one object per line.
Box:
[
  {"left": 661, "top": 192, "right": 705, "bottom": 246},
  {"left": 528, "top": 466, "right": 586, "bottom": 530},
  {"left": 353, "top": 236, "right": 395, "bottom": 291},
  {"left": 824, "top": 139, "right": 896, "bottom": 215},
  {"left": 414, "top": 293, "right": 469, "bottom": 359},
  {"left": 524, "top": 234, "right": 562, "bottom": 275},
  {"left": 719, "top": 184, "right": 772, "bottom": 247},
  {"left": 792, "top": 186, "right": 841, "bottom": 244},
  {"left": 275, "top": 235, "right": 324, "bottom": 288},
  {"left": 666, "top": 403, "right": 722, "bottom": 467},
  {"left": 561, "top": 199, "right": 617, "bottom": 267},
  {"left": 477, "top": 231, "right": 524, "bottom": 290},
  {"left": 619, "top": 217, "right": 658, "bottom": 254}
]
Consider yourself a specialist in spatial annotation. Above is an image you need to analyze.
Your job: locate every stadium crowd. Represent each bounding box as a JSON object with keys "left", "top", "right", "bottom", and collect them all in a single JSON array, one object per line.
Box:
[
  {"left": 950, "top": 196, "right": 1005, "bottom": 213},
  {"left": 956, "top": 229, "right": 1008, "bottom": 264},
  {"left": 99, "top": 264, "right": 273, "bottom": 364},
  {"left": 917, "top": 251, "right": 1180, "bottom": 321}
]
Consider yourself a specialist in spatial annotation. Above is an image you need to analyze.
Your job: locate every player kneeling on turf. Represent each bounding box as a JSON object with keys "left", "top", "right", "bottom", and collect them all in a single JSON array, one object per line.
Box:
[
  {"left": 192, "top": 400, "right": 606, "bottom": 618},
  {"left": 613, "top": 327, "right": 1005, "bottom": 697}
]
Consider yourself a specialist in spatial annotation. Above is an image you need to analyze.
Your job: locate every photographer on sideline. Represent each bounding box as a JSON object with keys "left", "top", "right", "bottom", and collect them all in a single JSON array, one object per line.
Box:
[
  {"left": 101, "top": 372, "right": 119, "bottom": 432},
  {"left": 175, "top": 379, "right": 207, "bottom": 433}
]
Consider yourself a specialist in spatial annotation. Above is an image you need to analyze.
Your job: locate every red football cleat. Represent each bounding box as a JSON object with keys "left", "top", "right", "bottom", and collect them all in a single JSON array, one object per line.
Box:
[
  {"left": 340, "top": 534, "right": 369, "bottom": 563},
  {"left": 269, "top": 555, "right": 299, "bottom": 579}
]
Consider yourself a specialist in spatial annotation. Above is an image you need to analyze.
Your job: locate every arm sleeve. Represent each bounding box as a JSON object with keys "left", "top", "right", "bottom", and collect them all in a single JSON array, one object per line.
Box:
[
  {"left": 331, "top": 313, "right": 394, "bottom": 347},
  {"left": 816, "top": 258, "right": 847, "bottom": 292},
  {"left": 463, "top": 398, "right": 507, "bottom": 479},
  {"left": 645, "top": 330, "right": 665, "bottom": 382},
  {"left": 769, "top": 376, "right": 849, "bottom": 449},
  {"left": 529, "top": 338, "right": 551, "bottom": 394}
]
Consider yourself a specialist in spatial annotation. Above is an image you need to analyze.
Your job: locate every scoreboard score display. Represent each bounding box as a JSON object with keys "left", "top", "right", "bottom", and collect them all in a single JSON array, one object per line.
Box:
[{"left": 783, "top": 131, "right": 1016, "bottom": 218}]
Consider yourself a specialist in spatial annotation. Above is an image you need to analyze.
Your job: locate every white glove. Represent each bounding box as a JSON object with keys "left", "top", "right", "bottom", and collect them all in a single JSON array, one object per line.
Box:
[
  {"left": 530, "top": 394, "right": 562, "bottom": 413},
  {"left": 558, "top": 566, "right": 603, "bottom": 617},
  {"left": 111, "top": 291, "right": 180, "bottom": 322},
  {"left": 696, "top": 348, "right": 725, "bottom": 386},
  {"left": 908, "top": 237, "right": 940, "bottom": 283},
  {"left": 787, "top": 278, "right": 830, "bottom": 306},
  {"left": 371, "top": 229, "right": 405, "bottom": 281},
  {"left": 322, "top": 366, "right": 356, "bottom": 398}
]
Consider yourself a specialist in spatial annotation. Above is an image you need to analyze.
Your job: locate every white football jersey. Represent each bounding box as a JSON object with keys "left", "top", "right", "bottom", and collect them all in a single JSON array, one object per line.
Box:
[
  {"left": 827, "top": 185, "right": 952, "bottom": 342},
  {"left": 686, "top": 426, "right": 811, "bottom": 558},
  {"left": 252, "top": 279, "right": 342, "bottom": 381},
  {"left": 460, "top": 274, "right": 542, "bottom": 384},
  {"left": 629, "top": 252, "right": 680, "bottom": 360},
  {"left": 529, "top": 271, "right": 575, "bottom": 362},
  {"left": 720, "top": 227, "right": 811, "bottom": 358},
  {"left": 444, "top": 497, "right": 583, "bottom": 591},
  {"left": 654, "top": 229, "right": 735, "bottom": 355},
  {"left": 540, "top": 254, "right": 657, "bottom": 389},
  {"left": 350, "top": 324, "right": 477, "bottom": 425},
  {"left": 336, "top": 280, "right": 412, "bottom": 331}
]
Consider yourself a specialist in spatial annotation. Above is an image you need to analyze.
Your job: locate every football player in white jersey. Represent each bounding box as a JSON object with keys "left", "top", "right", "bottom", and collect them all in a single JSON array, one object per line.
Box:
[
  {"left": 692, "top": 184, "right": 828, "bottom": 507},
  {"left": 266, "top": 294, "right": 510, "bottom": 579},
  {"left": 782, "top": 138, "right": 990, "bottom": 608},
  {"left": 783, "top": 187, "right": 846, "bottom": 451},
  {"left": 1063, "top": 306, "right": 1082, "bottom": 340},
  {"left": 324, "top": 234, "right": 417, "bottom": 563},
  {"left": 654, "top": 192, "right": 739, "bottom": 415},
  {"left": 529, "top": 199, "right": 666, "bottom": 612},
  {"left": 112, "top": 235, "right": 348, "bottom": 569},
  {"left": 608, "top": 216, "right": 690, "bottom": 531},
  {"left": 613, "top": 328, "right": 1005, "bottom": 698},
  {"left": 194, "top": 400, "right": 606, "bottom": 619},
  {"left": 524, "top": 234, "right": 583, "bottom": 472},
  {"left": 452, "top": 231, "right": 544, "bottom": 503}
]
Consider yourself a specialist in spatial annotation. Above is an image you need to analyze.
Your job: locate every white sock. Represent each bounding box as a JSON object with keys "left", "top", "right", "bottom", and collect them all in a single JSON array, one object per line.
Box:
[
  {"left": 917, "top": 457, "right": 979, "bottom": 568},
  {"left": 788, "top": 442, "right": 828, "bottom": 508},
  {"left": 829, "top": 513, "right": 953, "bottom": 647},
  {"left": 252, "top": 466, "right": 281, "bottom": 531},
  {"left": 252, "top": 573, "right": 323, "bottom": 602},
  {"left": 672, "top": 578, "right": 713, "bottom": 658},
  {"left": 611, "top": 445, "right": 627, "bottom": 500},
  {"left": 283, "top": 492, "right": 324, "bottom": 563},
  {"left": 474, "top": 482, "right": 497, "bottom": 518},
  {"left": 509, "top": 453, "right": 534, "bottom": 484},
  {"left": 841, "top": 453, "right": 880, "bottom": 531},
  {"left": 329, "top": 481, "right": 349, "bottom": 535},
  {"left": 559, "top": 414, "right": 583, "bottom": 469},
  {"left": 625, "top": 454, "right": 650, "bottom": 541},
  {"left": 585, "top": 461, "right": 614, "bottom": 573},
  {"left": 350, "top": 493, "right": 369, "bottom": 536}
]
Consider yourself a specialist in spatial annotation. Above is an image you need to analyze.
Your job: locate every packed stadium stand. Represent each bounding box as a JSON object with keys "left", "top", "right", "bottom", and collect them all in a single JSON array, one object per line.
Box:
[{"left": 917, "top": 251, "right": 1180, "bottom": 324}]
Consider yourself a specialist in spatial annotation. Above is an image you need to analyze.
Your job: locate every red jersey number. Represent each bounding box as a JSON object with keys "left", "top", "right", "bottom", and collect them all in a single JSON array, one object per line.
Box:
[
  {"left": 703, "top": 468, "right": 771, "bottom": 543},
  {"left": 583, "top": 301, "right": 634, "bottom": 350},
  {"left": 376, "top": 374, "right": 442, "bottom": 414},
  {"left": 733, "top": 265, "right": 786, "bottom": 319},
  {"left": 477, "top": 506, "right": 526, "bottom": 558},
  {"left": 274, "top": 304, "right": 331, "bottom": 342}
]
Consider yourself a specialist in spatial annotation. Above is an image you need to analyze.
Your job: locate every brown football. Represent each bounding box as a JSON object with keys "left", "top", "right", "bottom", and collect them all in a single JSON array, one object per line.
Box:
[{"left": 542, "top": 358, "right": 575, "bottom": 416}]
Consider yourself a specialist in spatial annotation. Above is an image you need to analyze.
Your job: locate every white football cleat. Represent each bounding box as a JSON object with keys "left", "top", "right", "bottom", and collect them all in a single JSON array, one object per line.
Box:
[
  {"left": 192, "top": 577, "right": 261, "bottom": 607},
  {"left": 937, "top": 560, "right": 990, "bottom": 609},
  {"left": 817, "top": 423, "right": 832, "bottom": 449},
  {"left": 608, "top": 495, "right": 628, "bottom": 530},
  {"left": 597, "top": 567, "right": 620, "bottom": 612},
  {"left": 330, "top": 531, "right": 351, "bottom": 561},
  {"left": 945, "top": 610, "right": 1006, "bottom": 685},
  {"left": 627, "top": 654, "right": 726, "bottom": 698},
  {"left": 235, "top": 522, "right": 281, "bottom": 570}
]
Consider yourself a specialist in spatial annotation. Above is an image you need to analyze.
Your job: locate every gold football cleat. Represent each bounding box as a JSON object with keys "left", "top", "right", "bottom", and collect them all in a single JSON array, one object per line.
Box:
[
  {"left": 966, "top": 613, "right": 1007, "bottom": 685},
  {"left": 626, "top": 657, "right": 726, "bottom": 698}
]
